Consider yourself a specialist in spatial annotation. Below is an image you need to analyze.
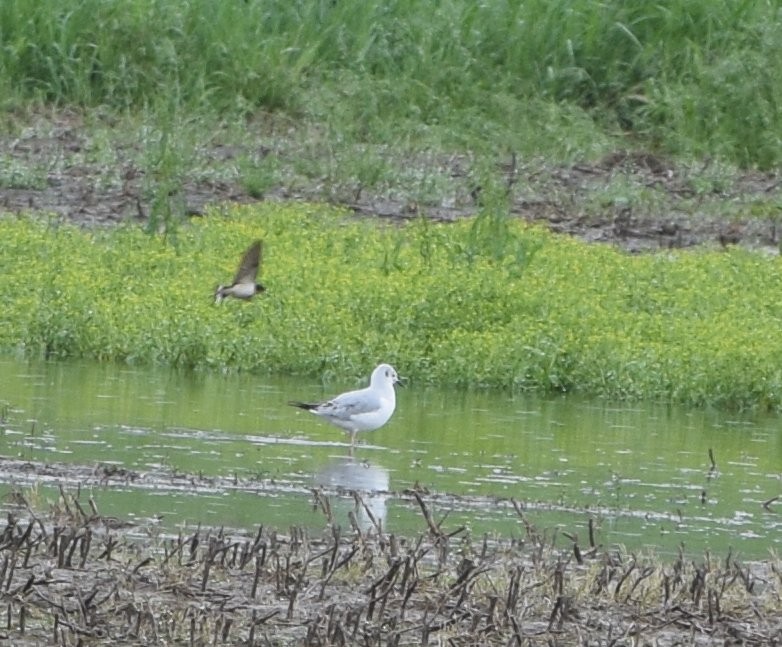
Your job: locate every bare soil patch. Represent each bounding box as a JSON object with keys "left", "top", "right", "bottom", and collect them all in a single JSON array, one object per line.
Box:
[{"left": 2, "top": 113, "right": 781, "bottom": 254}]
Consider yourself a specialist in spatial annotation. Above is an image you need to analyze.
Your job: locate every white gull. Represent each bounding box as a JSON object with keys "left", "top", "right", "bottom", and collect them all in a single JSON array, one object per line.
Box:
[{"left": 289, "top": 364, "right": 402, "bottom": 445}]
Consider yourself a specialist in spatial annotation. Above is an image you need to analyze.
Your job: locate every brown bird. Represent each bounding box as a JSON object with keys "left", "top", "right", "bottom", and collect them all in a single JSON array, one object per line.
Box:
[{"left": 215, "top": 240, "right": 265, "bottom": 303}]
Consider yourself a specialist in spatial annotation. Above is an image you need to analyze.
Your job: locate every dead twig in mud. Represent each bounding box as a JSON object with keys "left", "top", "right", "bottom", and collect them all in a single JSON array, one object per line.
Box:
[
  {"left": 365, "top": 558, "right": 402, "bottom": 621},
  {"left": 410, "top": 490, "right": 445, "bottom": 538},
  {"left": 351, "top": 489, "right": 383, "bottom": 538},
  {"left": 511, "top": 497, "right": 541, "bottom": 544},
  {"left": 588, "top": 517, "right": 597, "bottom": 549},
  {"left": 311, "top": 487, "right": 333, "bottom": 525},
  {"left": 317, "top": 525, "right": 360, "bottom": 602}
]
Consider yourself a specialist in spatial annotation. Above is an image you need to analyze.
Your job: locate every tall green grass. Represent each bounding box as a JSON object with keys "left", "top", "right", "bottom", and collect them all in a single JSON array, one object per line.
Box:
[
  {"left": 0, "top": 0, "right": 780, "bottom": 166},
  {"left": 2, "top": 206, "right": 782, "bottom": 411}
]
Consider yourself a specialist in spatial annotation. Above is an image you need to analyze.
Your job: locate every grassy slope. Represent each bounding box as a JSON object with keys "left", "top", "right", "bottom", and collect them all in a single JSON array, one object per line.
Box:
[
  {"left": 0, "top": 0, "right": 780, "bottom": 168},
  {"left": 2, "top": 207, "right": 782, "bottom": 411}
]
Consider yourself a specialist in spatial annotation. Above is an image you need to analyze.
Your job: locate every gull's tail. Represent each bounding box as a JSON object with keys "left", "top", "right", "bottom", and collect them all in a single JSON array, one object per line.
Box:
[{"left": 288, "top": 401, "right": 318, "bottom": 411}]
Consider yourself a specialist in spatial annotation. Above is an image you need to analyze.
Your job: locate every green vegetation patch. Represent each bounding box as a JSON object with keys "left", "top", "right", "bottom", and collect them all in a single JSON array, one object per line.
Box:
[{"left": 2, "top": 204, "right": 782, "bottom": 410}]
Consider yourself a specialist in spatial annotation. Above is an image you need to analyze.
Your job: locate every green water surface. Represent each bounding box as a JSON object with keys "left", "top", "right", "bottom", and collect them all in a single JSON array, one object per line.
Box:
[{"left": 0, "top": 358, "right": 779, "bottom": 558}]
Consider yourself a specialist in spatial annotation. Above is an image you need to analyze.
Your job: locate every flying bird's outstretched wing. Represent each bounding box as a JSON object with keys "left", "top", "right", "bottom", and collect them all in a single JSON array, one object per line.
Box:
[{"left": 233, "top": 240, "right": 262, "bottom": 284}]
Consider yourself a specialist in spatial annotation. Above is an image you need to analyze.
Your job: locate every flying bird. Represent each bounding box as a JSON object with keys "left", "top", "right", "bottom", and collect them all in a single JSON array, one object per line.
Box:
[
  {"left": 289, "top": 364, "right": 402, "bottom": 446},
  {"left": 215, "top": 240, "right": 265, "bottom": 303}
]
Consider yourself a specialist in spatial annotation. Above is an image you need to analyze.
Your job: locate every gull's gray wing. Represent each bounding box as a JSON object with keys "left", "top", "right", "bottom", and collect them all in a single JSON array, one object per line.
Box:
[{"left": 325, "top": 388, "right": 382, "bottom": 418}]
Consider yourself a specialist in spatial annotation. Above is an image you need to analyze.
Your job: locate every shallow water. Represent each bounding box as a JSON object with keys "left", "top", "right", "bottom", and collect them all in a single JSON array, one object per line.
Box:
[{"left": 0, "top": 357, "right": 780, "bottom": 558}]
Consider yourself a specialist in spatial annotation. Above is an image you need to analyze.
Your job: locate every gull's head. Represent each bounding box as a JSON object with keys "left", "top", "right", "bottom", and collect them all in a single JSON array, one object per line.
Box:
[{"left": 372, "top": 363, "right": 402, "bottom": 388}]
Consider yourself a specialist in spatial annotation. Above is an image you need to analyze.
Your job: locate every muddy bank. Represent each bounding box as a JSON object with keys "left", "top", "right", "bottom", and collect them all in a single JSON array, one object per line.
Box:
[
  {"left": 1, "top": 114, "right": 781, "bottom": 254},
  {"left": 0, "top": 459, "right": 780, "bottom": 645}
]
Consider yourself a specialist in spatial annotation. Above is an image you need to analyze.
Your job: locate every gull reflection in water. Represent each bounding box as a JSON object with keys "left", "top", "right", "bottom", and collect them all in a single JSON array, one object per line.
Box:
[{"left": 314, "top": 458, "right": 390, "bottom": 532}]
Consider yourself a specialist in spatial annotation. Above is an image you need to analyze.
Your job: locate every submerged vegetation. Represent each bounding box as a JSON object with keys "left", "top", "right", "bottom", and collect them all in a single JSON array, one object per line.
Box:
[{"left": 2, "top": 207, "right": 782, "bottom": 411}]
